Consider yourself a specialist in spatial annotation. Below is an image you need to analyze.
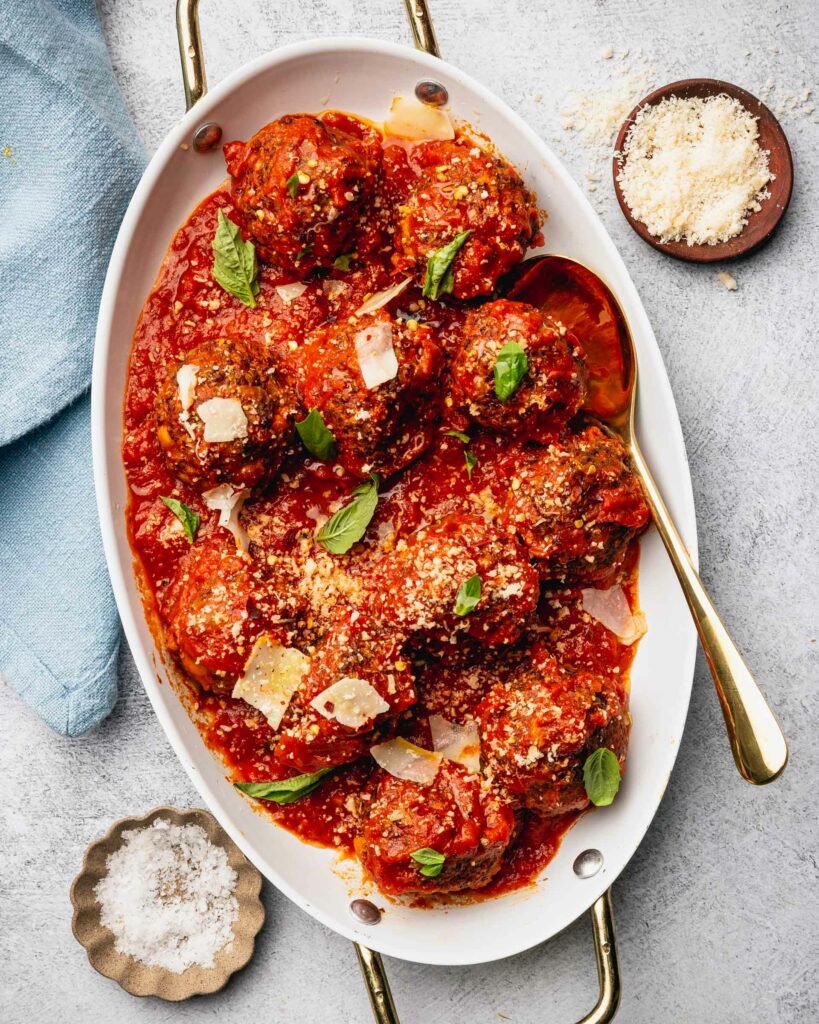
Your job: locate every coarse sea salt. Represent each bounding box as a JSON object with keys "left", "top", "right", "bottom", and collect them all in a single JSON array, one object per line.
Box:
[{"left": 94, "top": 818, "right": 239, "bottom": 973}]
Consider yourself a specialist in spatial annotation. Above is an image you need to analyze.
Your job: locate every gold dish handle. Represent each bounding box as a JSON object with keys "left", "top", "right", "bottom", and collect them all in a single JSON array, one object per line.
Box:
[
  {"left": 354, "top": 891, "right": 621, "bottom": 1024},
  {"left": 173, "top": 4, "right": 621, "bottom": 1023}
]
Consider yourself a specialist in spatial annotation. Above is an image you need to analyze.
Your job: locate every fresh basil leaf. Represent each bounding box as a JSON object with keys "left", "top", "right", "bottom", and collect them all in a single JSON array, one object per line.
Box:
[
  {"left": 420, "top": 862, "right": 444, "bottom": 878},
  {"left": 160, "top": 496, "right": 199, "bottom": 544},
  {"left": 333, "top": 252, "right": 354, "bottom": 271},
  {"left": 295, "top": 409, "right": 337, "bottom": 461},
  {"left": 582, "top": 747, "right": 621, "bottom": 807},
  {"left": 410, "top": 848, "right": 446, "bottom": 866},
  {"left": 493, "top": 340, "right": 529, "bottom": 401},
  {"left": 212, "top": 208, "right": 259, "bottom": 308},
  {"left": 286, "top": 172, "right": 300, "bottom": 198},
  {"left": 296, "top": 245, "right": 312, "bottom": 262},
  {"left": 234, "top": 768, "right": 333, "bottom": 805},
  {"left": 316, "top": 474, "right": 380, "bottom": 554},
  {"left": 421, "top": 230, "right": 472, "bottom": 301},
  {"left": 464, "top": 450, "right": 478, "bottom": 478},
  {"left": 454, "top": 573, "right": 481, "bottom": 616},
  {"left": 445, "top": 430, "right": 470, "bottom": 443}
]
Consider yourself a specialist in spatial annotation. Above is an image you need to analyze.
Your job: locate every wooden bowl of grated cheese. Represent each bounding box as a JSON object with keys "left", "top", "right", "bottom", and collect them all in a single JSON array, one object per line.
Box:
[
  {"left": 613, "top": 79, "right": 793, "bottom": 262},
  {"left": 70, "top": 807, "right": 264, "bottom": 1000}
]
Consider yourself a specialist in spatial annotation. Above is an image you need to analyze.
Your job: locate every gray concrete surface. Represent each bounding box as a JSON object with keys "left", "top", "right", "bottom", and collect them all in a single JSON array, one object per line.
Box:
[{"left": 2, "top": 0, "right": 818, "bottom": 1021}]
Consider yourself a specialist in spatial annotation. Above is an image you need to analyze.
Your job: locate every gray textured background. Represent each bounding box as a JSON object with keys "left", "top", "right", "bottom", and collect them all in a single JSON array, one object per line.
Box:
[{"left": 2, "top": 0, "right": 818, "bottom": 1021}]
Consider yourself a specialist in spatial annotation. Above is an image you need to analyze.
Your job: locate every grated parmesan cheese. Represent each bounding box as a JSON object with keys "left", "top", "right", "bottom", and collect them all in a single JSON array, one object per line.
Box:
[
  {"left": 94, "top": 819, "right": 238, "bottom": 974},
  {"left": 616, "top": 94, "right": 773, "bottom": 245}
]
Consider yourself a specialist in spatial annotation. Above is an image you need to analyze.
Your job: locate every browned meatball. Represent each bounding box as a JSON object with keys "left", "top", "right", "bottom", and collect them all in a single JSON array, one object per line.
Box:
[
  {"left": 500, "top": 427, "right": 650, "bottom": 584},
  {"left": 451, "top": 299, "right": 587, "bottom": 438},
  {"left": 223, "top": 112, "right": 381, "bottom": 274},
  {"left": 396, "top": 137, "right": 540, "bottom": 300},
  {"left": 161, "top": 531, "right": 264, "bottom": 693},
  {"left": 274, "top": 610, "right": 416, "bottom": 773},
  {"left": 155, "top": 337, "right": 291, "bottom": 491},
  {"left": 358, "top": 760, "right": 516, "bottom": 895},
  {"left": 476, "top": 644, "right": 629, "bottom": 815},
  {"left": 362, "top": 512, "right": 539, "bottom": 647},
  {"left": 295, "top": 311, "right": 443, "bottom": 477}
]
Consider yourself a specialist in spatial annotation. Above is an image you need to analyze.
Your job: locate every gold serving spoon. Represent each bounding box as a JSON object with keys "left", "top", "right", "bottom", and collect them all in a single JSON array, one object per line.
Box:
[{"left": 509, "top": 255, "right": 788, "bottom": 785}]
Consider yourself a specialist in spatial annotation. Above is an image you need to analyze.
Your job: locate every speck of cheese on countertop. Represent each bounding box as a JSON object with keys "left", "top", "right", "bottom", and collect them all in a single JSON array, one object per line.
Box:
[
  {"left": 616, "top": 94, "right": 773, "bottom": 246},
  {"left": 93, "top": 818, "right": 239, "bottom": 973}
]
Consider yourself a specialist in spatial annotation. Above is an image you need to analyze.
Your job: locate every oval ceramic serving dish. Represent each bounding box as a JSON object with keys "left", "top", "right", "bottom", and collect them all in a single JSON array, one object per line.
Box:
[{"left": 91, "top": 35, "right": 698, "bottom": 966}]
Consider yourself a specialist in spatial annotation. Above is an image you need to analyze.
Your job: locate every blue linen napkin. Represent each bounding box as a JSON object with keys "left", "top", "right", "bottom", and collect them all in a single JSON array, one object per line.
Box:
[{"left": 0, "top": 0, "right": 145, "bottom": 734}]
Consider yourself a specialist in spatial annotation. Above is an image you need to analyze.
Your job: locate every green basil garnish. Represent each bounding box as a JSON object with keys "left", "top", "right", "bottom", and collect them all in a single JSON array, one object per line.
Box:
[
  {"left": 295, "top": 409, "right": 337, "bottom": 461},
  {"left": 333, "top": 252, "right": 354, "bottom": 271},
  {"left": 410, "top": 847, "right": 446, "bottom": 878},
  {"left": 445, "top": 430, "right": 470, "bottom": 443},
  {"left": 234, "top": 768, "right": 333, "bottom": 805},
  {"left": 421, "top": 230, "right": 472, "bottom": 301},
  {"left": 582, "top": 747, "right": 621, "bottom": 807},
  {"left": 454, "top": 573, "right": 481, "bottom": 616},
  {"left": 316, "top": 474, "right": 380, "bottom": 554},
  {"left": 464, "top": 450, "right": 478, "bottom": 478},
  {"left": 493, "top": 340, "right": 528, "bottom": 401},
  {"left": 160, "top": 496, "right": 199, "bottom": 544},
  {"left": 212, "top": 209, "right": 259, "bottom": 308},
  {"left": 296, "top": 245, "right": 312, "bottom": 262},
  {"left": 285, "top": 172, "right": 300, "bottom": 198}
]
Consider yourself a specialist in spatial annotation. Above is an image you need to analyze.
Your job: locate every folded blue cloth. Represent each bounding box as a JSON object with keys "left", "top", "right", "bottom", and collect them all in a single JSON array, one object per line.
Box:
[{"left": 0, "top": 0, "right": 145, "bottom": 733}]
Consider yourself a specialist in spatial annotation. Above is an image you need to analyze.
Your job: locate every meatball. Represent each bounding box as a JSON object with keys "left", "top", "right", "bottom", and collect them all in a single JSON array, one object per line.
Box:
[
  {"left": 223, "top": 113, "right": 381, "bottom": 274},
  {"left": 162, "top": 531, "right": 263, "bottom": 693},
  {"left": 363, "top": 513, "right": 539, "bottom": 647},
  {"left": 500, "top": 426, "right": 650, "bottom": 583},
  {"left": 451, "top": 300, "right": 587, "bottom": 438},
  {"left": 295, "top": 311, "right": 442, "bottom": 477},
  {"left": 396, "top": 137, "right": 540, "bottom": 300},
  {"left": 359, "top": 760, "right": 516, "bottom": 895},
  {"left": 274, "top": 611, "right": 416, "bottom": 772},
  {"left": 476, "top": 644, "right": 629, "bottom": 814},
  {"left": 156, "top": 337, "right": 291, "bottom": 491}
]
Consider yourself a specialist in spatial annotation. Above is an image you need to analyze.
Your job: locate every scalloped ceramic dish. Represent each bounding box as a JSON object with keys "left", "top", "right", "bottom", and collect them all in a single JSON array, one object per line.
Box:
[{"left": 70, "top": 806, "right": 264, "bottom": 1000}]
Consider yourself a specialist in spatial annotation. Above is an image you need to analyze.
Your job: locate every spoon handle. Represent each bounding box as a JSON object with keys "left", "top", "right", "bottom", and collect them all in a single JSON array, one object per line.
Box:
[{"left": 629, "top": 440, "right": 788, "bottom": 784}]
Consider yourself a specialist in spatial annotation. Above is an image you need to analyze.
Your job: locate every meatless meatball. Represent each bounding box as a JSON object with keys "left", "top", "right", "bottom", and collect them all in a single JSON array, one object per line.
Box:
[
  {"left": 223, "top": 113, "right": 381, "bottom": 274},
  {"left": 396, "top": 137, "right": 540, "bottom": 300},
  {"left": 359, "top": 760, "right": 516, "bottom": 895},
  {"left": 274, "top": 611, "right": 416, "bottom": 772},
  {"left": 295, "top": 311, "right": 442, "bottom": 477},
  {"left": 451, "top": 300, "right": 588, "bottom": 438},
  {"left": 477, "top": 644, "right": 629, "bottom": 815},
  {"left": 501, "top": 426, "right": 650, "bottom": 584},
  {"left": 156, "top": 337, "right": 291, "bottom": 491},
  {"left": 363, "top": 512, "right": 539, "bottom": 647},
  {"left": 162, "top": 531, "right": 263, "bottom": 693}
]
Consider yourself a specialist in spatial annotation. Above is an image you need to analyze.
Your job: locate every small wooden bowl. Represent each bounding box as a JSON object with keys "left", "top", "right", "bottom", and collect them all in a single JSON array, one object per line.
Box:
[
  {"left": 70, "top": 807, "right": 264, "bottom": 1001},
  {"left": 612, "top": 79, "right": 794, "bottom": 262}
]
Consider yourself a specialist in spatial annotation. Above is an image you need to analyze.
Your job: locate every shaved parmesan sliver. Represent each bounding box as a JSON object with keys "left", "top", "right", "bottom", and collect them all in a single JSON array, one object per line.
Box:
[
  {"left": 196, "top": 397, "right": 248, "bottom": 442},
  {"left": 176, "top": 364, "right": 199, "bottom": 411},
  {"left": 370, "top": 737, "right": 441, "bottom": 785},
  {"left": 276, "top": 282, "right": 307, "bottom": 304},
  {"left": 355, "top": 321, "right": 400, "bottom": 390},
  {"left": 581, "top": 585, "right": 647, "bottom": 646},
  {"left": 385, "top": 96, "right": 455, "bottom": 142},
  {"left": 324, "top": 279, "right": 349, "bottom": 300},
  {"left": 354, "top": 276, "right": 411, "bottom": 317},
  {"left": 310, "top": 677, "right": 390, "bottom": 730},
  {"left": 429, "top": 714, "right": 481, "bottom": 774},
  {"left": 232, "top": 636, "right": 309, "bottom": 730},
  {"left": 202, "top": 484, "right": 250, "bottom": 553}
]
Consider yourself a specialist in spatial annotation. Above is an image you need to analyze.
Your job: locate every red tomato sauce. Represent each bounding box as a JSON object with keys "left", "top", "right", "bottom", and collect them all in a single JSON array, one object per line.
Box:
[{"left": 123, "top": 117, "right": 644, "bottom": 902}]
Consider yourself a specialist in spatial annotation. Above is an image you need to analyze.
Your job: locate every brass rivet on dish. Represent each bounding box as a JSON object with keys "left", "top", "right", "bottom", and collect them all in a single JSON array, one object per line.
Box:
[
  {"left": 192, "top": 121, "right": 223, "bottom": 153},
  {"left": 350, "top": 898, "right": 382, "bottom": 925},
  {"left": 415, "top": 80, "right": 449, "bottom": 107},
  {"left": 573, "top": 848, "right": 604, "bottom": 879}
]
